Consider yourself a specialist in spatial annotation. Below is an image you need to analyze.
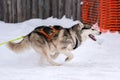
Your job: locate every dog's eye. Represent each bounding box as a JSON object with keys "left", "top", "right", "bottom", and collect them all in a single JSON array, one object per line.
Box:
[{"left": 92, "top": 29, "right": 95, "bottom": 31}]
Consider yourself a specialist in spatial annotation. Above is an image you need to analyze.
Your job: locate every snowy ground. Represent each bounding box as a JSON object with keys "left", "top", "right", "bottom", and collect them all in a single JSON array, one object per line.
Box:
[{"left": 0, "top": 17, "right": 120, "bottom": 80}]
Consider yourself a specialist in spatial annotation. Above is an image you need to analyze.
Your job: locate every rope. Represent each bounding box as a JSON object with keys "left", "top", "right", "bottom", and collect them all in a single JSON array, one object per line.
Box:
[{"left": 0, "top": 36, "right": 24, "bottom": 46}]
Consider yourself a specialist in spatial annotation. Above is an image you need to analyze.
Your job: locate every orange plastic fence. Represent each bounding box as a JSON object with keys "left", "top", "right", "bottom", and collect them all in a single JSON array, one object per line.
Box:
[
  {"left": 82, "top": 0, "right": 120, "bottom": 32},
  {"left": 99, "top": 0, "right": 120, "bottom": 32},
  {"left": 82, "top": 0, "right": 99, "bottom": 24}
]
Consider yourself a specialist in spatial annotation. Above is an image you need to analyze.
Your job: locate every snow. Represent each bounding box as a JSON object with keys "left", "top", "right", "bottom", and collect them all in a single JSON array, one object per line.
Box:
[{"left": 0, "top": 17, "right": 120, "bottom": 80}]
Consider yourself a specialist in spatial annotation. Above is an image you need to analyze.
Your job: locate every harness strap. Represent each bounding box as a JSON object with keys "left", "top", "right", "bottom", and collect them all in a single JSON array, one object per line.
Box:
[
  {"left": 38, "top": 26, "right": 60, "bottom": 41},
  {"left": 0, "top": 36, "right": 24, "bottom": 46}
]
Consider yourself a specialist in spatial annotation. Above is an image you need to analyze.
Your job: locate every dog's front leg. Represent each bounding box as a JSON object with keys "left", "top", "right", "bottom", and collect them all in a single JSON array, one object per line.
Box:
[
  {"left": 64, "top": 52, "right": 73, "bottom": 62},
  {"left": 51, "top": 52, "right": 60, "bottom": 59}
]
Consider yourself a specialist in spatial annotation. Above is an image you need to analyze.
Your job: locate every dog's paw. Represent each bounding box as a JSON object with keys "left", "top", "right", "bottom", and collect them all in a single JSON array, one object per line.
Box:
[
  {"left": 52, "top": 63, "right": 62, "bottom": 66},
  {"left": 50, "top": 62, "right": 62, "bottom": 66},
  {"left": 65, "top": 57, "right": 72, "bottom": 62}
]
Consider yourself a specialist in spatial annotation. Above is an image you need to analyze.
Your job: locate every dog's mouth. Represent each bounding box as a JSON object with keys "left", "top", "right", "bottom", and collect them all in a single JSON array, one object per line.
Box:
[{"left": 88, "top": 34, "right": 96, "bottom": 41}]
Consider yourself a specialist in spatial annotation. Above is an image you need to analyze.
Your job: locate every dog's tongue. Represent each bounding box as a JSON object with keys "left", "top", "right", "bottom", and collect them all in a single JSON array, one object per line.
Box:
[{"left": 89, "top": 34, "right": 96, "bottom": 41}]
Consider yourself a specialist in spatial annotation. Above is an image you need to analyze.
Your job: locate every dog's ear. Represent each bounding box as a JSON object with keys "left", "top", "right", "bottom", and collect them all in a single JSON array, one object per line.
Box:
[
  {"left": 83, "top": 24, "right": 92, "bottom": 29},
  {"left": 72, "top": 23, "right": 83, "bottom": 31}
]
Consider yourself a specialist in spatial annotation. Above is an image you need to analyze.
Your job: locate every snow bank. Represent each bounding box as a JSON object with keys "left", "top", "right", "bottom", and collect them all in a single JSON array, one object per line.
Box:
[{"left": 0, "top": 17, "right": 120, "bottom": 80}]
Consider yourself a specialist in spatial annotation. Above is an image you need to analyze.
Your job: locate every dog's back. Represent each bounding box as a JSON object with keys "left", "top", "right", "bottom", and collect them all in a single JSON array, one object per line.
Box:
[{"left": 7, "top": 25, "right": 63, "bottom": 53}]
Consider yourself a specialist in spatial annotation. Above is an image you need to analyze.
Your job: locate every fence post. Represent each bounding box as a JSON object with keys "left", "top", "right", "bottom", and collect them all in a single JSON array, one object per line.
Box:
[
  {"left": 38, "top": 0, "right": 43, "bottom": 18},
  {"left": 65, "top": 0, "right": 72, "bottom": 18},
  {"left": 72, "top": 0, "right": 77, "bottom": 20},
  {"left": 22, "top": 0, "right": 27, "bottom": 21},
  {"left": 52, "top": 0, "right": 58, "bottom": 18},
  {"left": 77, "top": 0, "right": 82, "bottom": 20},
  {"left": 32, "top": 0, "right": 38, "bottom": 18},
  {"left": 3, "top": 0, "right": 9, "bottom": 22},
  {"left": 44, "top": 0, "right": 51, "bottom": 18},
  {"left": 26, "top": 0, "right": 31, "bottom": 20},
  {"left": 11, "top": 0, "right": 17, "bottom": 22},
  {"left": 0, "top": 0, "right": 4, "bottom": 21},
  {"left": 7, "top": 0, "right": 12, "bottom": 23},
  {"left": 17, "top": 0, "right": 23, "bottom": 22},
  {"left": 58, "top": 0, "right": 65, "bottom": 19}
]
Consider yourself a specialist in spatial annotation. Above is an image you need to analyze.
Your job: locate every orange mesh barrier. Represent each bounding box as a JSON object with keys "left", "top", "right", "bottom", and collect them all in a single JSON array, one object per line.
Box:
[
  {"left": 81, "top": 0, "right": 99, "bottom": 24},
  {"left": 99, "top": 0, "right": 120, "bottom": 32},
  {"left": 82, "top": 0, "right": 120, "bottom": 32}
]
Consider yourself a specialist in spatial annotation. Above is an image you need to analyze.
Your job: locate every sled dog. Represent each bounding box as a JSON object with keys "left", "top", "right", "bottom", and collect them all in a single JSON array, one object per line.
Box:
[{"left": 7, "top": 23, "right": 101, "bottom": 66}]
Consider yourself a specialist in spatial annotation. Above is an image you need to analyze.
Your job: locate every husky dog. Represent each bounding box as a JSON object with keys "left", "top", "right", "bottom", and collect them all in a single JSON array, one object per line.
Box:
[{"left": 7, "top": 23, "right": 101, "bottom": 66}]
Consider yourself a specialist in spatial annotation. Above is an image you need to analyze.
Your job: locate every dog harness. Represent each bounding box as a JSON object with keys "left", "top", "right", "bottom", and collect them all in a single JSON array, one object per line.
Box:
[
  {"left": 73, "top": 38, "right": 78, "bottom": 49},
  {"left": 37, "top": 26, "right": 62, "bottom": 41}
]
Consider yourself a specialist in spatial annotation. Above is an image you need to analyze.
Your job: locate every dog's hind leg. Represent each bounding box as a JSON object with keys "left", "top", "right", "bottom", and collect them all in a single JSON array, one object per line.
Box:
[
  {"left": 33, "top": 48, "right": 61, "bottom": 66},
  {"left": 43, "top": 50, "right": 61, "bottom": 66},
  {"left": 46, "top": 53, "right": 61, "bottom": 66},
  {"left": 64, "top": 52, "right": 73, "bottom": 62}
]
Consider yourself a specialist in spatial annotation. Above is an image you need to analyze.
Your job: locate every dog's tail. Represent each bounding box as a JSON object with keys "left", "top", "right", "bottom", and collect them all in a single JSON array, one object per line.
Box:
[{"left": 7, "top": 36, "right": 30, "bottom": 53}]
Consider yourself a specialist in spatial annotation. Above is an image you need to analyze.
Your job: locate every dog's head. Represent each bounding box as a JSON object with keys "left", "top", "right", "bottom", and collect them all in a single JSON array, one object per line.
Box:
[{"left": 81, "top": 24, "right": 101, "bottom": 41}]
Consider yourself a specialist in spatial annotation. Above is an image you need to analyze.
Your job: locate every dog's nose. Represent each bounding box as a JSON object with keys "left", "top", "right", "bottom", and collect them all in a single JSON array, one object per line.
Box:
[{"left": 99, "top": 32, "right": 102, "bottom": 35}]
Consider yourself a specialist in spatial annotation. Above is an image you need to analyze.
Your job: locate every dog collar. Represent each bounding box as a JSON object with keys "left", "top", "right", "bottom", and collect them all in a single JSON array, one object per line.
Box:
[{"left": 73, "top": 38, "right": 78, "bottom": 49}]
